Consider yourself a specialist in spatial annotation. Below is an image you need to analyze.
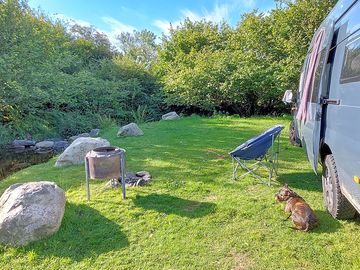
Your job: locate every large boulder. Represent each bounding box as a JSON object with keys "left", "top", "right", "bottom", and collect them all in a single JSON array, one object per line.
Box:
[
  {"left": 69, "top": 133, "right": 90, "bottom": 143},
  {"left": 55, "top": 137, "right": 110, "bottom": 167},
  {"left": 117, "top": 123, "right": 144, "bottom": 137},
  {"left": 0, "top": 181, "right": 66, "bottom": 246},
  {"left": 162, "top": 111, "right": 180, "bottom": 120}
]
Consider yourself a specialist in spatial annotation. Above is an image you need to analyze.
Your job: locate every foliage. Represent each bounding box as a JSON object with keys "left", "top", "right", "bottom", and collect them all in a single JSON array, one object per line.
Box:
[
  {"left": 0, "top": 0, "right": 337, "bottom": 143},
  {"left": 2, "top": 116, "right": 360, "bottom": 269},
  {"left": 117, "top": 29, "right": 157, "bottom": 68},
  {"left": 154, "top": 0, "right": 336, "bottom": 115},
  {"left": 0, "top": 0, "right": 163, "bottom": 144}
]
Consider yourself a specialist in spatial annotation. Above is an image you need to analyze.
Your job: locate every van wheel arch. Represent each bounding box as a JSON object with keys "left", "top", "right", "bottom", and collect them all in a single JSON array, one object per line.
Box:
[
  {"left": 322, "top": 154, "right": 356, "bottom": 219},
  {"left": 320, "top": 142, "right": 332, "bottom": 163}
]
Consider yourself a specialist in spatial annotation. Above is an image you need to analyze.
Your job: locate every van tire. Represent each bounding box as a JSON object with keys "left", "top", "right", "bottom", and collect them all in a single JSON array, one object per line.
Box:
[
  {"left": 322, "top": 154, "right": 356, "bottom": 219},
  {"left": 289, "top": 120, "right": 301, "bottom": 147}
]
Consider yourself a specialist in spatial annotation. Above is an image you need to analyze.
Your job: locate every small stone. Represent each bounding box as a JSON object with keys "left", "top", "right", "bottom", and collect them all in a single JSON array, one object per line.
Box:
[
  {"left": 136, "top": 171, "right": 151, "bottom": 178},
  {"left": 117, "top": 123, "right": 143, "bottom": 137},
  {"left": 126, "top": 172, "right": 137, "bottom": 179},
  {"left": 142, "top": 175, "right": 151, "bottom": 181},
  {"left": 53, "top": 141, "right": 69, "bottom": 152},
  {"left": 161, "top": 112, "right": 180, "bottom": 120},
  {"left": 12, "top": 140, "right": 36, "bottom": 147},
  {"left": 90, "top": 129, "right": 100, "bottom": 137},
  {"left": 35, "top": 141, "right": 54, "bottom": 149},
  {"left": 136, "top": 179, "right": 146, "bottom": 186},
  {"left": 35, "top": 148, "right": 53, "bottom": 154}
]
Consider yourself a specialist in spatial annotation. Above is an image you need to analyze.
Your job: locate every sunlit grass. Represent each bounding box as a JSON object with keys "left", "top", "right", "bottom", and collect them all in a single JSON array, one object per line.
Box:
[{"left": 0, "top": 115, "right": 359, "bottom": 270}]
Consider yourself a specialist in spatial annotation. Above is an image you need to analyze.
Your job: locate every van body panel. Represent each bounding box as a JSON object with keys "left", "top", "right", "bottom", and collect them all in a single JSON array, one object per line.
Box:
[{"left": 324, "top": 28, "right": 360, "bottom": 205}]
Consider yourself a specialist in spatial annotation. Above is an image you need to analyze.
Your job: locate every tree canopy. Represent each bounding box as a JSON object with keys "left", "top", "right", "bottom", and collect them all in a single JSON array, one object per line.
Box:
[{"left": 154, "top": 0, "right": 336, "bottom": 115}]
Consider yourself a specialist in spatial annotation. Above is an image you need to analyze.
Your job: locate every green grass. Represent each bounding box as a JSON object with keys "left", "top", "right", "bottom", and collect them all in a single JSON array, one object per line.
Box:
[{"left": 1, "top": 116, "right": 360, "bottom": 270}]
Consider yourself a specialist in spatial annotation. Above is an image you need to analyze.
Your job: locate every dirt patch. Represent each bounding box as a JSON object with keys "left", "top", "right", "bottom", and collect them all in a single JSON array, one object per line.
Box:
[
  {"left": 204, "top": 194, "right": 218, "bottom": 202},
  {"left": 205, "top": 148, "right": 226, "bottom": 159},
  {"left": 229, "top": 251, "right": 252, "bottom": 270}
]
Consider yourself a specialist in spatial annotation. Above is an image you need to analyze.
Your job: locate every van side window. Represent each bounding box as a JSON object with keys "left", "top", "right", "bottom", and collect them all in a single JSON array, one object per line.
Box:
[
  {"left": 311, "top": 48, "right": 327, "bottom": 102},
  {"left": 340, "top": 36, "right": 360, "bottom": 84}
]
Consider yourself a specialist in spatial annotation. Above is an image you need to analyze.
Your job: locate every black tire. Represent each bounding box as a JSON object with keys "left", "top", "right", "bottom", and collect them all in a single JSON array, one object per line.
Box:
[
  {"left": 289, "top": 120, "right": 301, "bottom": 147},
  {"left": 322, "top": 154, "right": 356, "bottom": 219}
]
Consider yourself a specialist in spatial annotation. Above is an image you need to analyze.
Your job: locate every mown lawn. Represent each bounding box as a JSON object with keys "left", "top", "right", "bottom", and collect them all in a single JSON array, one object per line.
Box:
[{"left": 1, "top": 116, "right": 360, "bottom": 270}]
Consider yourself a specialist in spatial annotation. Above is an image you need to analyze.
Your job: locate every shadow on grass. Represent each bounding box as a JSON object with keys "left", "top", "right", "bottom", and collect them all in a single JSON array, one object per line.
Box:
[
  {"left": 277, "top": 172, "right": 322, "bottom": 192},
  {"left": 311, "top": 210, "right": 342, "bottom": 234},
  {"left": 133, "top": 194, "right": 216, "bottom": 218},
  {"left": 26, "top": 202, "right": 128, "bottom": 261}
]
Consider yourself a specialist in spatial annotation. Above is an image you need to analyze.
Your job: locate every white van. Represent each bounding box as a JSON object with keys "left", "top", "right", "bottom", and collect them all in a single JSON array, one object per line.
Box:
[{"left": 285, "top": 0, "right": 360, "bottom": 219}]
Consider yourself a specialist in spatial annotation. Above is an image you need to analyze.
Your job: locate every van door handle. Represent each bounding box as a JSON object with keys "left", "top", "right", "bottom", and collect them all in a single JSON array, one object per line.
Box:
[{"left": 321, "top": 98, "right": 340, "bottom": 105}]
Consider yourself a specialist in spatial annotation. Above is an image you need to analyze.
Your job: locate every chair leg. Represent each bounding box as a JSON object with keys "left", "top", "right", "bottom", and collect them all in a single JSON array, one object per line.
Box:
[
  {"left": 268, "top": 162, "right": 273, "bottom": 186},
  {"left": 233, "top": 159, "right": 240, "bottom": 180},
  {"left": 232, "top": 157, "right": 235, "bottom": 180}
]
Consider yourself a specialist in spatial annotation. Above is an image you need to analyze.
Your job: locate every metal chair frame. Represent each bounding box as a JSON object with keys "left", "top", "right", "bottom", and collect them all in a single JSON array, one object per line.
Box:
[{"left": 231, "top": 130, "right": 281, "bottom": 186}]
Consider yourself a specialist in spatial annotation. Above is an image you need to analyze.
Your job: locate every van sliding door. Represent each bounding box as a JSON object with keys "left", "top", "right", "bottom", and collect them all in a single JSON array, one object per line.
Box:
[{"left": 297, "top": 20, "right": 334, "bottom": 173}]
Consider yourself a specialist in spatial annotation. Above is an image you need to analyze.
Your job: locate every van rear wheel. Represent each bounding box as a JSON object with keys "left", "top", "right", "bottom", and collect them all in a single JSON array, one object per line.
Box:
[{"left": 322, "top": 154, "right": 356, "bottom": 219}]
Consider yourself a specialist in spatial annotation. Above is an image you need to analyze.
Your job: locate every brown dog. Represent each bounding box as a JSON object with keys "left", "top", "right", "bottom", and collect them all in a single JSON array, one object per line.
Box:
[{"left": 275, "top": 184, "right": 318, "bottom": 231}]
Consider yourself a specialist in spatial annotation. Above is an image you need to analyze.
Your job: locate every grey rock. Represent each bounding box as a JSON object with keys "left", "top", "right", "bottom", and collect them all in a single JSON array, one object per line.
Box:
[
  {"left": 69, "top": 133, "right": 90, "bottom": 142},
  {"left": 55, "top": 137, "right": 110, "bottom": 167},
  {"left": 12, "top": 140, "right": 36, "bottom": 147},
  {"left": 124, "top": 171, "right": 151, "bottom": 187},
  {"left": 117, "top": 123, "right": 144, "bottom": 137},
  {"left": 35, "top": 140, "right": 54, "bottom": 149},
  {"left": 161, "top": 111, "right": 180, "bottom": 120},
  {"left": 0, "top": 181, "right": 66, "bottom": 246},
  {"left": 34, "top": 148, "right": 53, "bottom": 154},
  {"left": 10, "top": 145, "right": 26, "bottom": 151},
  {"left": 53, "top": 141, "right": 69, "bottom": 152},
  {"left": 136, "top": 171, "right": 151, "bottom": 178},
  {"left": 136, "top": 179, "right": 146, "bottom": 186},
  {"left": 90, "top": 129, "right": 100, "bottom": 137}
]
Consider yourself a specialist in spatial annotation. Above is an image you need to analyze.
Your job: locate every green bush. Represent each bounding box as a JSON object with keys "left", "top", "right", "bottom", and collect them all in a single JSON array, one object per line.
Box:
[{"left": 0, "top": 0, "right": 164, "bottom": 144}]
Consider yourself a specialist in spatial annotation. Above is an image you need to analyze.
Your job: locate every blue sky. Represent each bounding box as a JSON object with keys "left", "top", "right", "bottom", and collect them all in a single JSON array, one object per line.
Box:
[{"left": 28, "top": 0, "right": 276, "bottom": 46}]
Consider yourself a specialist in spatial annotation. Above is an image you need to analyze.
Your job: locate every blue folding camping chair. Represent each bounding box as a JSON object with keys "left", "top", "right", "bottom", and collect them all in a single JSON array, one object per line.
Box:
[{"left": 229, "top": 125, "right": 284, "bottom": 186}]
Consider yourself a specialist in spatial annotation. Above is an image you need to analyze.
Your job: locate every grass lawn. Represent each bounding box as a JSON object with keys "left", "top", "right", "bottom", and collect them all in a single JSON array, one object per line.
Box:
[{"left": 1, "top": 116, "right": 360, "bottom": 270}]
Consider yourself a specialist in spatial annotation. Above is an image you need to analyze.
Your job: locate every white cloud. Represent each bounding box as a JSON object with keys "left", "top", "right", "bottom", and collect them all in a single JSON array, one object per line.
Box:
[
  {"left": 52, "top": 14, "right": 136, "bottom": 50},
  {"left": 181, "top": 3, "right": 229, "bottom": 23},
  {"left": 153, "top": 19, "right": 181, "bottom": 36},
  {"left": 101, "top": 16, "right": 136, "bottom": 34},
  {"left": 153, "top": 3, "right": 230, "bottom": 36},
  {"left": 53, "top": 13, "right": 92, "bottom": 27},
  {"left": 101, "top": 16, "right": 136, "bottom": 47},
  {"left": 239, "top": 0, "right": 256, "bottom": 8}
]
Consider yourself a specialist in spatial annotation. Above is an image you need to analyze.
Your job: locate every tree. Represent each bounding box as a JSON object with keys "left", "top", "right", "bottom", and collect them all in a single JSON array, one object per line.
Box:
[
  {"left": 117, "top": 29, "right": 157, "bottom": 68},
  {"left": 154, "top": 0, "right": 336, "bottom": 115}
]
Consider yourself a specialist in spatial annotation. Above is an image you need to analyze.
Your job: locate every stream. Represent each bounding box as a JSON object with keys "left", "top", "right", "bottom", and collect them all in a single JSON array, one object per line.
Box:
[{"left": 0, "top": 147, "right": 54, "bottom": 181}]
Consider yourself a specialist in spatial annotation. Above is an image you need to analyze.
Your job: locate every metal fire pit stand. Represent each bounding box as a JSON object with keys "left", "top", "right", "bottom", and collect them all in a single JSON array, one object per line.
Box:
[{"left": 85, "top": 147, "right": 126, "bottom": 200}]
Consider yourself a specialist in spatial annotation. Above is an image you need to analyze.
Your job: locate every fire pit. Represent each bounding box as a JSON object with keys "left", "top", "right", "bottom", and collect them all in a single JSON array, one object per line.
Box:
[{"left": 85, "top": 146, "right": 126, "bottom": 200}]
